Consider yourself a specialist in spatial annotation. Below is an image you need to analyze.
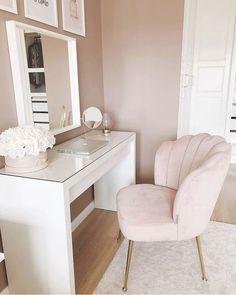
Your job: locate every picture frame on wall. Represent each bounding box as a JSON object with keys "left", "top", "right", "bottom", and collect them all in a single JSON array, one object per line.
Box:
[
  {"left": 0, "top": 0, "right": 17, "bottom": 14},
  {"left": 24, "top": 0, "right": 58, "bottom": 27},
  {"left": 62, "top": 0, "right": 86, "bottom": 37}
]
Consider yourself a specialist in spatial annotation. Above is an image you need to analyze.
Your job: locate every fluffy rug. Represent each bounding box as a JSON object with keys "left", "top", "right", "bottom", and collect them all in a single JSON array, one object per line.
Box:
[{"left": 94, "top": 222, "right": 236, "bottom": 294}]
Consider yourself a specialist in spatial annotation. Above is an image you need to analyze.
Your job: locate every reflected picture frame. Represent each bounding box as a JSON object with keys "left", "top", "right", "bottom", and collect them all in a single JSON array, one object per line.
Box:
[
  {"left": 0, "top": 0, "right": 17, "bottom": 14},
  {"left": 62, "top": 0, "right": 86, "bottom": 37},
  {"left": 24, "top": 0, "right": 58, "bottom": 27}
]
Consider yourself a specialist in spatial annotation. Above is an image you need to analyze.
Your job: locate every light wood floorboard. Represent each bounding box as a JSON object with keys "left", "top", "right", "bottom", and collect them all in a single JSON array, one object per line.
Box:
[
  {"left": 212, "top": 164, "right": 236, "bottom": 224},
  {"left": 72, "top": 209, "right": 123, "bottom": 294}
]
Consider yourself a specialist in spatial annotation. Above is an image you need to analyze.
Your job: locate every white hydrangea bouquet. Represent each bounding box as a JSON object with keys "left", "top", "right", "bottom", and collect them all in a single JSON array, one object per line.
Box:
[{"left": 0, "top": 126, "right": 55, "bottom": 173}]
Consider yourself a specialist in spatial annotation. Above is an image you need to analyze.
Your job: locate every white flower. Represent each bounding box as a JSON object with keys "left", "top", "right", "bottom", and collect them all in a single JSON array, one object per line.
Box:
[{"left": 0, "top": 126, "right": 56, "bottom": 159}]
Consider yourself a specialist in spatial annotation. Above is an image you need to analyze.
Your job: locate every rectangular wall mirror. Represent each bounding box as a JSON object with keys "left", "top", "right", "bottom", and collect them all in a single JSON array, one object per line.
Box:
[{"left": 6, "top": 21, "right": 81, "bottom": 135}]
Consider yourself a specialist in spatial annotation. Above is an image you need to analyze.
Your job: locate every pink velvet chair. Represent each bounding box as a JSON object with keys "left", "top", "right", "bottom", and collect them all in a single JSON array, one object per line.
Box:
[{"left": 117, "top": 133, "right": 231, "bottom": 291}]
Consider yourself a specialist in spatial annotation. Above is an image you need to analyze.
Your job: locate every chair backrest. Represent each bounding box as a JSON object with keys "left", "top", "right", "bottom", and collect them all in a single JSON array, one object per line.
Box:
[{"left": 155, "top": 134, "right": 231, "bottom": 240}]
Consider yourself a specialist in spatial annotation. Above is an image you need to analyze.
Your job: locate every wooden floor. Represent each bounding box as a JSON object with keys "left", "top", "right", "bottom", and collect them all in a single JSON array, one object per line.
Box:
[
  {"left": 211, "top": 164, "right": 236, "bottom": 224},
  {"left": 72, "top": 209, "right": 123, "bottom": 294}
]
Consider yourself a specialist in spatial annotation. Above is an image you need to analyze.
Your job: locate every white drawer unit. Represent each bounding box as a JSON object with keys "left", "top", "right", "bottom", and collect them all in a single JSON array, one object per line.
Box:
[
  {"left": 32, "top": 101, "right": 48, "bottom": 112},
  {"left": 230, "top": 104, "right": 236, "bottom": 137},
  {"left": 230, "top": 119, "right": 236, "bottom": 131},
  {"left": 33, "top": 112, "right": 49, "bottom": 123},
  {"left": 231, "top": 103, "right": 236, "bottom": 118},
  {"left": 31, "top": 96, "right": 49, "bottom": 127},
  {"left": 0, "top": 130, "right": 136, "bottom": 294}
]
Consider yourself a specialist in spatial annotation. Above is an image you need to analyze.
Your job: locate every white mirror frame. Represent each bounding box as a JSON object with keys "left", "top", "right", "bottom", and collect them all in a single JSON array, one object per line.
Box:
[{"left": 6, "top": 21, "right": 81, "bottom": 135}]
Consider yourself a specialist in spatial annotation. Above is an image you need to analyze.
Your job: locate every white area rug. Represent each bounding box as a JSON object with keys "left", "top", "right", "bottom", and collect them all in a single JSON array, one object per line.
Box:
[{"left": 94, "top": 222, "right": 236, "bottom": 294}]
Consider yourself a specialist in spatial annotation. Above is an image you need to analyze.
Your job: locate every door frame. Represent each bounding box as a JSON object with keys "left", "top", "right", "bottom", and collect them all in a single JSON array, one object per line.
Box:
[
  {"left": 178, "top": 0, "right": 236, "bottom": 144},
  {"left": 177, "top": 0, "right": 197, "bottom": 138}
]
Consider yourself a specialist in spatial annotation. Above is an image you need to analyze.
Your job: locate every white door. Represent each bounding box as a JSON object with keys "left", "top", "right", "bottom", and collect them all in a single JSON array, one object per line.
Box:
[{"left": 178, "top": 0, "right": 236, "bottom": 138}]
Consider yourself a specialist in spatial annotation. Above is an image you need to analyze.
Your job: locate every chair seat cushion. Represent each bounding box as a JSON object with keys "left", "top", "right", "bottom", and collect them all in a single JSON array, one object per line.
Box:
[{"left": 117, "top": 184, "right": 178, "bottom": 241}]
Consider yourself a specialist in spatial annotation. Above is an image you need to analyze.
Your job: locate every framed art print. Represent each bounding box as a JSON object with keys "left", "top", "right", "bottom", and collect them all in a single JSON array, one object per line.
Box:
[
  {"left": 0, "top": 0, "right": 17, "bottom": 14},
  {"left": 62, "top": 0, "right": 86, "bottom": 37},
  {"left": 24, "top": 0, "right": 58, "bottom": 27}
]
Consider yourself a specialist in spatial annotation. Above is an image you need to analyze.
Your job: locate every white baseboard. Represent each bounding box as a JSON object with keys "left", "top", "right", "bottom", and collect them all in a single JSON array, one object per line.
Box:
[
  {"left": 0, "top": 253, "right": 4, "bottom": 264},
  {"left": 71, "top": 201, "right": 95, "bottom": 232},
  {"left": 1, "top": 287, "right": 9, "bottom": 294},
  {"left": 231, "top": 154, "right": 236, "bottom": 163}
]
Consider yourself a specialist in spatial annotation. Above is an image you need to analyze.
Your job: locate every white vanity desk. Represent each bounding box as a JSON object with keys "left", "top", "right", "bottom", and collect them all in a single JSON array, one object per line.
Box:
[{"left": 0, "top": 130, "right": 136, "bottom": 294}]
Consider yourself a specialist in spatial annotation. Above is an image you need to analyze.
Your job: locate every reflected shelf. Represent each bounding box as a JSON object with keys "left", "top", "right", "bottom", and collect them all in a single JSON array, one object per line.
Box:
[{"left": 28, "top": 68, "right": 44, "bottom": 73}]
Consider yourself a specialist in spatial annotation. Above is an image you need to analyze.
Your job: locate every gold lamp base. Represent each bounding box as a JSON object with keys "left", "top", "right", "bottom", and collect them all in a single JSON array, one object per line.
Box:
[{"left": 103, "top": 128, "right": 111, "bottom": 135}]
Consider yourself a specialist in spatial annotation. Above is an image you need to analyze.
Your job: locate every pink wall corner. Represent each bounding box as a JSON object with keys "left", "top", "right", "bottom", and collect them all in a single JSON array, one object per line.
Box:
[{"left": 101, "top": 0, "right": 184, "bottom": 182}]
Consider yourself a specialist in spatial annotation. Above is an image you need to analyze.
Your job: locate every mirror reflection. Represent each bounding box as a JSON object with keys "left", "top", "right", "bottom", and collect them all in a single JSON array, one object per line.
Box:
[
  {"left": 6, "top": 21, "right": 81, "bottom": 135},
  {"left": 82, "top": 107, "right": 103, "bottom": 129},
  {"left": 25, "top": 33, "right": 73, "bottom": 130}
]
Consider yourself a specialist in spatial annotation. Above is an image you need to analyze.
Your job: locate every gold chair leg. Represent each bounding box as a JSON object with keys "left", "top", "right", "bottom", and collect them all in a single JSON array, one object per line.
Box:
[
  {"left": 122, "top": 240, "right": 134, "bottom": 292},
  {"left": 196, "top": 236, "right": 208, "bottom": 281}
]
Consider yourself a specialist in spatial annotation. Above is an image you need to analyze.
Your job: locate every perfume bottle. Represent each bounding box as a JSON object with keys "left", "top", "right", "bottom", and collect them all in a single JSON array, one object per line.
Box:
[
  {"left": 60, "top": 106, "right": 67, "bottom": 128},
  {"left": 102, "top": 113, "right": 112, "bottom": 135},
  {"left": 68, "top": 111, "right": 73, "bottom": 125}
]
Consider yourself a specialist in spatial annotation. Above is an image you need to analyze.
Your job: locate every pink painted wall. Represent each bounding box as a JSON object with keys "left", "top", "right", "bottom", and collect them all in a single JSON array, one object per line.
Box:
[{"left": 101, "top": 0, "right": 184, "bottom": 182}]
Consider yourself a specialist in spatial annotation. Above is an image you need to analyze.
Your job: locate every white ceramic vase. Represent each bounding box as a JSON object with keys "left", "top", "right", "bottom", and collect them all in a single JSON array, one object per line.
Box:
[{"left": 5, "top": 151, "right": 48, "bottom": 173}]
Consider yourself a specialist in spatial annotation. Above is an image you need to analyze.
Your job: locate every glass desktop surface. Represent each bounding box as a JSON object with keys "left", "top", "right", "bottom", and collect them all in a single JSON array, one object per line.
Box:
[{"left": 0, "top": 130, "right": 134, "bottom": 183}]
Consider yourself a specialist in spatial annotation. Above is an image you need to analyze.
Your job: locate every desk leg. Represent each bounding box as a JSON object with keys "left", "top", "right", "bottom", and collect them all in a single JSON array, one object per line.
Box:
[
  {"left": 0, "top": 177, "right": 75, "bottom": 294},
  {"left": 94, "top": 138, "right": 136, "bottom": 211}
]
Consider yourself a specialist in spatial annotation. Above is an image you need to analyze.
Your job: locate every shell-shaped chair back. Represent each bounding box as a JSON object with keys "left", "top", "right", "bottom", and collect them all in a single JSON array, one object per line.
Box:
[{"left": 155, "top": 133, "right": 231, "bottom": 240}]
